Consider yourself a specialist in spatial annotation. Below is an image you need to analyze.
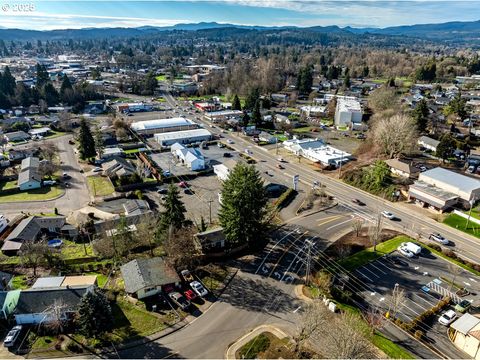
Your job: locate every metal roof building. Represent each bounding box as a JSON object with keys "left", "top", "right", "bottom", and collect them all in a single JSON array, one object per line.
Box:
[
  {"left": 154, "top": 128, "right": 212, "bottom": 147},
  {"left": 130, "top": 118, "right": 198, "bottom": 135}
]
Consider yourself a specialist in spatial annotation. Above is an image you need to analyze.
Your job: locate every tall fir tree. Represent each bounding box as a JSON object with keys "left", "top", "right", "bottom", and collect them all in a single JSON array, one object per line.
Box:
[
  {"left": 78, "top": 119, "right": 96, "bottom": 160},
  {"left": 219, "top": 163, "right": 268, "bottom": 248},
  {"left": 60, "top": 75, "right": 73, "bottom": 103},
  {"left": 156, "top": 184, "right": 187, "bottom": 242},
  {"left": 244, "top": 88, "right": 260, "bottom": 111},
  {"left": 35, "top": 63, "right": 49, "bottom": 88},
  {"left": 77, "top": 289, "right": 113, "bottom": 338},
  {"left": 1, "top": 66, "right": 16, "bottom": 95},
  {"left": 251, "top": 99, "right": 262, "bottom": 127},
  {"left": 232, "top": 94, "right": 242, "bottom": 111},
  {"left": 412, "top": 98, "right": 429, "bottom": 133}
]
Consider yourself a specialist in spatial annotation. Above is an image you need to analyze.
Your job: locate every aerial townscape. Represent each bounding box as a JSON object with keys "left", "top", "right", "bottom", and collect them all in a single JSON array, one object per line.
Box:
[{"left": 3, "top": 1, "right": 480, "bottom": 359}]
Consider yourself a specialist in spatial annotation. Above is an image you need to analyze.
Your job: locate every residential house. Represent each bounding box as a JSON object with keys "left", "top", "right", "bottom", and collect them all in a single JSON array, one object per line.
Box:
[
  {"left": 123, "top": 199, "right": 151, "bottom": 216},
  {"left": 18, "top": 156, "right": 41, "bottom": 191},
  {"left": 14, "top": 286, "right": 93, "bottom": 325},
  {"left": 258, "top": 131, "right": 277, "bottom": 144},
  {"left": 101, "top": 147, "right": 124, "bottom": 160},
  {"left": 450, "top": 313, "right": 480, "bottom": 359},
  {"left": 4, "top": 131, "right": 30, "bottom": 143},
  {"left": 1, "top": 216, "right": 67, "bottom": 255},
  {"left": 271, "top": 93, "right": 289, "bottom": 103},
  {"left": 121, "top": 257, "right": 181, "bottom": 299},
  {"left": 171, "top": 143, "right": 206, "bottom": 171},
  {"left": 103, "top": 156, "right": 136, "bottom": 179},
  {"left": 418, "top": 136, "right": 440, "bottom": 152},
  {"left": 385, "top": 159, "right": 420, "bottom": 179},
  {"left": 283, "top": 138, "right": 325, "bottom": 155},
  {"left": 8, "top": 149, "right": 33, "bottom": 161},
  {"left": 28, "top": 127, "right": 51, "bottom": 138},
  {"left": 195, "top": 227, "right": 225, "bottom": 253}
]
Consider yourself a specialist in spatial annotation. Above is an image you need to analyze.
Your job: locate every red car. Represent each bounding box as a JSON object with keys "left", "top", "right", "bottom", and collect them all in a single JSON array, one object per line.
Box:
[
  {"left": 184, "top": 289, "right": 197, "bottom": 301},
  {"left": 178, "top": 181, "right": 188, "bottom": 188}
]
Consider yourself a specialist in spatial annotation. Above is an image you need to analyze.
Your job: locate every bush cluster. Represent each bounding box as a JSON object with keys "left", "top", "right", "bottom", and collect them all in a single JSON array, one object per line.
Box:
[
  {"left": 395, "top": 297, "right": 451, "bottom": 334},
  {"left": 427, "top": 242, "right": 480, "bottom": 273}
]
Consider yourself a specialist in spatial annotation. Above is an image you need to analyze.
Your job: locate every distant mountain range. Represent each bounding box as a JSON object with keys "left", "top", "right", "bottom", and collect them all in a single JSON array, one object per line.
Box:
[{"left": 0, "top": 19, "right": 480, "bottom": 43}]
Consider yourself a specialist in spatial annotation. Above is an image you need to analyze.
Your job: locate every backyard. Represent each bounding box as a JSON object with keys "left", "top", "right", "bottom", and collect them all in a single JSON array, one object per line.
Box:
[{"left": 87, "top": 176, "right": 115, "bottom": 197}]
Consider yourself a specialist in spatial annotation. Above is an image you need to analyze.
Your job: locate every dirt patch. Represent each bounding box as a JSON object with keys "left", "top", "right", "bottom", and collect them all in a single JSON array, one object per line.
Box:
[{"left": 325, "top": 229, "right": 401, "bottom": 258}]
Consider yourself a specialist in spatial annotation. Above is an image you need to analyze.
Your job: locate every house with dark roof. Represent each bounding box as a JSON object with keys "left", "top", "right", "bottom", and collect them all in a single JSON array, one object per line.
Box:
[
  {"left": 103, "top": 156, "right": 136, "bottom": 179},
  {"left": 195, "top": 227, "right": 225, "bottom": 253},
  {"left": 123, "top": 199, "right": 151, "bottom": 216},
  {"left": 1, "top": 216, "right": 67, "bottom": 255},
  {"left": 3, "top": 131, "right": 30, "bottom": 143},
  {"left": 120, "top": 257, "right": 181, "bottom": 299},
  {"left": 385, "top": 159, "right": 420, "bottom": 179},
  {"left": 14, "top": 286, "right": 93, "bottom": 325},
  {"left": 18, "top": 156, "right": 41, "bottom": 191}
]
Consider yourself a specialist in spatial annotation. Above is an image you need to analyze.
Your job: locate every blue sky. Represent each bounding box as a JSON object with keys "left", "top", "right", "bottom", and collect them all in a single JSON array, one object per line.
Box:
[{"left": 1, "top": 1, "right": 480, "bottom": 30}]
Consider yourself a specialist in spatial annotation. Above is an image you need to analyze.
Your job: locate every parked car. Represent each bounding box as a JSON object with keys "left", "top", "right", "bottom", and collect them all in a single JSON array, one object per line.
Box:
[
  {"left": 163, "top": 170, "right": 171, "bottom": 177},
  {"left": 184, "top": 289, "right": 197, "bottom": 301},
  {"left": 455, "top": 299, "right": 472, "bottom": 313},
  {"left": 178, "top": 181, "right": 188, "bottom": 188},
  {"left": 227, "top": 139, "right": 234, "bottom": 144},
  {"left": 277, "top": 157, "right": 285, "bottom": 162},
  {"left": 467, "top": 165, "right": 476, "bottom": 174},
  {"left": 418, "top": 165, "right": 427, "bottom": 172},
  {"left": 63, "top": 172, "right": 71, "bottom": 179},
  {"left": 68, "top": 139, "right": 75, "bottom": 145},
  {"left": 217, "top": 142, "right": 225, "bottom": 148},
  {"left": 356, "top": 133, "right": 366, "bottom": 140},
  {"left": 168, "top": 292, "right": 190, "bottom": 310},
  {"left": 92, "top": 167, "right": 102, "bottom": 173},
  {"left": 381, "top": 211, "right": 395, "bottom": 220},
  {"left": 397, "top": 245, "right": 414, "bottom": 258},
  {"left": 64, "top": 182, "right": 71, "bottom": 188},
  {"left": 184, "top": 188, "right": 194, "bottom": 195},
  {"left": 43, "top": 180, "right": 56, "bottom": 186},
  {"left": 190, "top": 281, "right": 208, "bottom": 297},
  {"left": 351, "top": 198, "right": 365, "bottom": 206},
  {"left": 429, "top": 233, "right": 450, "bottom": 245},
  {"left": 277, "top": 164, "right": 284, "bottom": 169},
  {"left": 181, "top": 269, "right": 194, "bottom": 282},
  {"left": 3, "top": 325, "right": 22, "bottom": 347},
  {"left": 223, "top": 152, "right": 232, "bottom": 158},
  {"left": 438, "top": 310, "right": 457, "bottom": 326},
  {"left": 157, "top": 188, "right": 168, "bottom": 194}
]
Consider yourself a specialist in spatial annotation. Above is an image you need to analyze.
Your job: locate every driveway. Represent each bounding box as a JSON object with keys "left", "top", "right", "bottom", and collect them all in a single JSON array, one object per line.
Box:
[{"left": 0, "top": 135, "right": 90, "bottom": 218}]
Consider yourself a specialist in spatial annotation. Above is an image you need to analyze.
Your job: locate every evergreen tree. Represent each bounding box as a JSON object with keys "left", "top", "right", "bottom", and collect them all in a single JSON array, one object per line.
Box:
[
  {"left": 219, "top": 163, "right": 268, "bottom": 248},
  {"left": 156, "top": 184, "right": 187, "bottom": 242},
  {"left": 36, "top": 63, "right": 49, "bottom": 88},
  {"left": 362, "top": 66, "right": 369, "bottom": 78},
  {"left": 77, "top": 289, "right": 113, "bottom": 338},
  {"left": 297, "top": 65, "right": 313, "bottom": 95},
  {"left": 42, "top": 83, "right": 59, "bottom": 106},
  {"left": 412, "top": 98, "right": 429, "bottom": 133},
  {"left": 436, "top": 133, "right": 456, "bottom": 162},
  {"left": 232, "top": 94, "right": 242, "bottom": 111},
  {"left": 244, "top": 88, "right": 259, "bottom": 111},
  {"left": 444, "top": 93, "right": 467, "bottom": 121},
  {"left": 242, "top": 112, "right": 250, "bottom": 127},
  {"left": 78, "top": 119, "right": 96, "bottom": 160},
  {"left": 251, "top": 99, "right": 262, "bottom": 127},
  {"left": 60, "top": 75, "right": 73, "bottom": 102},
  {"left": 343, "top": 73, "right": 351, "bottom": 89},
  {"left": 1, "top": 66, "right": 16, "bottom": 95}
]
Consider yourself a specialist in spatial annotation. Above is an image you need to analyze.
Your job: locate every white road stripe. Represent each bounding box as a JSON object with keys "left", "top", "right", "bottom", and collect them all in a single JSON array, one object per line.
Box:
[
  {"left": 355, "top": 269, "right": 374, "bottom": 282},
  {"left": 360, "top": 265, "right": 380, "bottom": 278},
  {"left": 326, "top": 217, "right": 354, "bottom": 231}
]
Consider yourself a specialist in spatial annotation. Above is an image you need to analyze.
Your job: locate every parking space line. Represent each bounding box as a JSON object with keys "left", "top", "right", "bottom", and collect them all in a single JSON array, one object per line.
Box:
[
  {"left": 413, "top": 292, "right": 436, "bottom": 307},
  {"left": 355, "top": 269, "right": 374, "bottom": 282},
  {"left": 375, "top": 257, "right": 395, "bottom": 271},
  {"left": 359, "top": 265, "right": 380, "bottom": 278},
  {"left": 367, "top": 262, "right": 387, "bottom": 275}
]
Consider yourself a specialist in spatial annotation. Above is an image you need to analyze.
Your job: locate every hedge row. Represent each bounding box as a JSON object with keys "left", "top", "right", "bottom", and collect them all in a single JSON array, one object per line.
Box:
[
  {"left": 274, "top": 188, "right": 296, "bottom": 210},
  {"left": 426, "top": 242, "right": 480, "bottom": 274}
]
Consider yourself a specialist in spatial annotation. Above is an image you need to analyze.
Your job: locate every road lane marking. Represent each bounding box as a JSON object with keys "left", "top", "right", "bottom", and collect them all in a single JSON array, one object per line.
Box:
[
  {"left": 254, "top": 228, "right": 300, "bottom": 274},
  {"left": 325, "top": 217, "right": 354, "bottom": 231},
  {"left": 316, "top": 215, "right": 346, "bottom": 227}
]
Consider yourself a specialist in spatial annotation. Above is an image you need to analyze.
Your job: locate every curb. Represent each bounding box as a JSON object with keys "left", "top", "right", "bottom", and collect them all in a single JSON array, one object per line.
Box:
[
  {"left": 224, "top": 325, "right": 290, "bottom": 360},
  {"left": 294, "top": 285, "right": 313, "bottom": 302}
]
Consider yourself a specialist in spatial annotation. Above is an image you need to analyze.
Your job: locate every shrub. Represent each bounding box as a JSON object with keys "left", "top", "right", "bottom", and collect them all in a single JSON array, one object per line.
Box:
[
  {"left": 428, "top": 243, "right": 442, "bottom": 252},
  {"left": 414, "top": 330, "right": 424, "bottom": 340},
  {"left": 134, "top": 189, "right": 143, "bottom": 200},
  {"left": 67, "top": 342, "right": 83, "bottom": 353}
]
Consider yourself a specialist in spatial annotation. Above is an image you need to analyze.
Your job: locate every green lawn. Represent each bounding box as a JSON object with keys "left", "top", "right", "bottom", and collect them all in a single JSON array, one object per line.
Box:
[
  {"left": 336, "top": 236, "right": 408, "bottom": 272},
  {"left": 31, "top": 335, "right": 56, "bottom": 350},
  {"left": 87, "top": 176, "right": 115, "bottom": 197},
  {"left": 0, "top": 180, "right": 17, "bottom": 190},
  {"left": 108, "top": 299, "right": 168, "bottom": 343},
  {"left": 124, "top": 148, "right": 141, "bottom": 154},
  {"left": 155, "top": 75, "right": 167, "bottom": 81},
  {"left": 372, "top": 332, "right": 415, "bottom": 359},
  {"left": 11, "top": 275, "right": 29, "bottom": 289},
  {"left": 112, "top": 97, "right": 132, "bottom": 102},
  {"left": 60, "top": 239, "right": 94, "bottom": 259},
  {"left": 443, "top": 213, "right": 480, "bottom": 239},
  {"left": 292, "top": 126, "right": 317, "bottom": 133},
  {"left": 0, "top": 187, "right": 64, "bottom": 203},
  {"left": 44, "top": 130, "right": 67, "bottom": 139},
  {"left": 272, "top": 134, "right": 288, "bottom": 142}
]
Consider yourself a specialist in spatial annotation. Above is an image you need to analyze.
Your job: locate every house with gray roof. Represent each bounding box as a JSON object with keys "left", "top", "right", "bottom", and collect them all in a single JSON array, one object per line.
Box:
[
  {"left": 121, "top": 257, "right": 181, "bottom": 299},
  {"left": 418, "top": 136, "right": 440, "bottom": 153},
  {"left": 3, "top": 131, "right": 30, "bottom": 143},
  {"left": 385, "top": 159, "right": 420, "bottom": 179},
  {"left": 103, "top": 156, "right": 136, "bottom": 179},
  {"left": 2, "top": 216, "right": 67, "bottom": 255},
  {"left": 17, "top": 156, "right": 41, "bottom": 191}
]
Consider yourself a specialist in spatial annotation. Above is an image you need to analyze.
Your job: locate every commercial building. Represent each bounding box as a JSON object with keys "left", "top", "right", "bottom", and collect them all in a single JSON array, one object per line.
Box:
[
  {"left": 334, "top": 98, "right": 362, "bottom": 127},
  {"left": 130, "top": 118, "right": 198, "bottom": 136},
  {"left": 171, "top": 143, "right": 206, "bottom": 171},
  {"left": 116, "top": 102, "right": 153, "bottom": 113},
  {"left": 283, "top": 138, "right": 350, "bottom": 167},
  {"left": 408, "top": 167, "right": 480, "bottom": 212},
  {"left": 283, "top": 138, "right": 326, "bottom": 155},
  {"left": 154, "top": 128, "right": 212, "bottom": 148},
  {"left": 204, "top": 110, "right": 242, "bottom": 123}
]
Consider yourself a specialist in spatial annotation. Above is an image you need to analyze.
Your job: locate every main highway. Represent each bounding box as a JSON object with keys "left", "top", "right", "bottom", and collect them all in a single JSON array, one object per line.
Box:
[{"left": 163, "top": 92, "right": 480, "bottom": 265}]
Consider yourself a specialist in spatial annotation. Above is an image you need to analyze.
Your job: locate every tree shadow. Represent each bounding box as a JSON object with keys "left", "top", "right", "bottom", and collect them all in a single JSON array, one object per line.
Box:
[{"left": 107, "top": 339, "right": 183, "bottom": 359}]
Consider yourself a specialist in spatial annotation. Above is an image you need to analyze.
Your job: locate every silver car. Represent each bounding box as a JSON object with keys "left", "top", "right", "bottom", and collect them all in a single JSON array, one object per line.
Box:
[
  {"left": 429, "top": 233, "right": 449, "bottom": 245},
  {"left": 3, "top": 325, "right": 22, "bottom": 347}
]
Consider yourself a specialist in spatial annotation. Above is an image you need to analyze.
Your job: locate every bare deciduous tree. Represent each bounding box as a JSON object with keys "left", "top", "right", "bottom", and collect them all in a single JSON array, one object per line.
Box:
[
  {"left": 389, "top": 286, "right": 407, "bottom": 319},
  {"left": 369, "top": 213, "right": 383, "bottom": 252},
  {"left": 448, "top": 263, "right": 463, "bottom": 293},
  {"left": 352, "top": 218, "right": 364, "bottom": 237},
  {"left": 38, "top": 143, "right": 59, "bottom": 162},
  {"left": 163, "top": 226, "right": 201, "bottom": 270},
  {"left": 41, "top": 299, "right": 68, "bottom": 334},
  {"left": 19, "top": 239, "right": 48, "bottom": 277},
  {"left": 372, "top": 114, "right": 418, "bottom": 158},
  {"left": 365, "top": 306, "right": 386, "bottom": 336},
  {"left": 294, "top": 300, "right": 331, "bottom": 355}
]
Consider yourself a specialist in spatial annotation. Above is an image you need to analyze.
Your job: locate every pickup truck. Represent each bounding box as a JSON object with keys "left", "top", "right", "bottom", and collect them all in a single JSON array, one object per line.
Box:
[{"left": 181, "top": 269, "right": 194, "bottom": 282}]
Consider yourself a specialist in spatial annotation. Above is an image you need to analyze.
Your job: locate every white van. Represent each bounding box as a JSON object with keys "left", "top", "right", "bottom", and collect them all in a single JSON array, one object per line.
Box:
[{"left": 403, "top": 242, "right": 422, "bottom": 255}]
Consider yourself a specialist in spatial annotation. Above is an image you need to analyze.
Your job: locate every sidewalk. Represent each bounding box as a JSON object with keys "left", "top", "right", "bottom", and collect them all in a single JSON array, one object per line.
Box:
[{"left": 225, "top": 325, "right": 290, "bottom": 360}]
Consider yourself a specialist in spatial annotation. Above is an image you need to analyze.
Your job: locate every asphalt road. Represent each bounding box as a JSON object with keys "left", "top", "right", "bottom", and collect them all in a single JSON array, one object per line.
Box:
[
  {"left": 1, "top": 135, "right": 90, "bottom": 218},
  {"left": 162, "top": 92, "right": 480, "bottom": 265}
]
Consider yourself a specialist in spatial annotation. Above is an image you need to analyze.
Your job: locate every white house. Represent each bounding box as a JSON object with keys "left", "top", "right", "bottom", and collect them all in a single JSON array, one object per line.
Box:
[
  {"left": 18, "top": 157, "right": 41, "bottom": 191},
  {"left": 385, "top": 159, "right": 420, "bottom": 179},
  {"left": 171, "top": 143, "right": 206, "bottom": 171},
  {"left": 334, "top": 98, "right": 362, "bottom": 127},
  {"left": 418, "top": 136, "right": 440, "bottom": 152}
]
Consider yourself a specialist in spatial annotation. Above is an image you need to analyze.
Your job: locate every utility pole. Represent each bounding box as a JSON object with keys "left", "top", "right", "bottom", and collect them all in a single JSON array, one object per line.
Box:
[
  {"left": 207, "top": 199, "right": 213, "bottom": 225},
  {"left": 466, "top": 198, "right": 475, "bottom": 230},
  {"left": 305, "top": 239, "right": 313, "bottom": 286}
]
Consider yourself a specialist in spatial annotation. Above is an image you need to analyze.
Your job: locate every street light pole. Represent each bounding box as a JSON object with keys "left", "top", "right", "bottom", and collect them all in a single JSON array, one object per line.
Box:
[{"left": 466, "top": 198, "right": 475, "bottom": 230}]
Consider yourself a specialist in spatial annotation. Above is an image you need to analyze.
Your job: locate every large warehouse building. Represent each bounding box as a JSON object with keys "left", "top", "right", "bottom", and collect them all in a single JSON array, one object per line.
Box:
[
  {"left": 154, "top": 128, "right": 212, "bottom": 148},
  {"left": 130, "top": 118, "right": 198, "bottom": 136},
  {"left": 408, "top": 167, "right": 480, "bottom": 212}
]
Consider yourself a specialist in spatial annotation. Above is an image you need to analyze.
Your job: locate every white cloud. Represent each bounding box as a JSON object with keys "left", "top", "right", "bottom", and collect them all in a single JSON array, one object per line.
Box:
[{"left": 0, "top": 12, "right": 190, "bottom": 30}]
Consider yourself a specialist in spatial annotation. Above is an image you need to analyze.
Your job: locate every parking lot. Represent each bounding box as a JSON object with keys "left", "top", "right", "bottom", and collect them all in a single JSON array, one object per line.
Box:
[{"left": 351, "top": 246, "right": 480, "bottom": 358}]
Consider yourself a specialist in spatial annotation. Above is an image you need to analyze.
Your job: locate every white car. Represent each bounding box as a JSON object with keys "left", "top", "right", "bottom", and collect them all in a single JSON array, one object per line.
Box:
[
  {"left": 397, "top": 245, "right": 414, "bottom": 258},
  {"left": 227, "top": 139, "right": 234, "bottom": 144},
  {"left": 381, "top": 211, "right": 395, "bottom": 220},
  {"left": 438, "top": 309, "right": 457, "bottom": 326},
  {"left": 43, "top": 180, "right": 56, "bottom": 186},
  {"left": 429, "top": 233, "right": 449, "bottom": 245},
  {"left": 3, "top": 325, "right": 22, "bottom": 347},
  {"left": 92, "top": 167, "right": 103, "bottom": 172},
  {"left": 190, "top": 281, "right": 208, "bottom": 297}
]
